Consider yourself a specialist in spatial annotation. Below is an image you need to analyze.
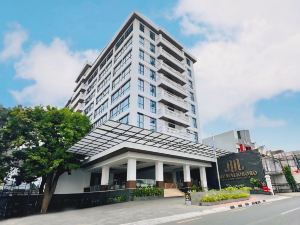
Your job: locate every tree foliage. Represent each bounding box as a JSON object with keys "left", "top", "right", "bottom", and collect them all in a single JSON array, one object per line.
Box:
[
  {"left": 283, "top": 166, "right": 298, "bottom": 192},
  {"left": 4, "top": 106, "right": 91, "bottom": 212}
]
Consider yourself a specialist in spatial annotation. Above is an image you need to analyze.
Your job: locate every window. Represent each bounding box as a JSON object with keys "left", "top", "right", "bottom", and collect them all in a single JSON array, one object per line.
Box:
[
  {"left": 138, "top": 95, "right": 144, "bottom": 109},
  {"left": 137, "top": 113, "right": 144, "bottom": 128},
  {"left": 191, "top": 104, "right": 196, "bottom": 114},
  {"left": 150, "top": 43, "right": 155, "bottom": 53},
  {"left": 150, "top": 70, "right": 156, "bottom": 81},
  {"left": 93, "top": 114, "right": 107, "bottom": 128},
  {"left": 150, "top": 84, "right": 156, "bottom": 97},
  {"left": 150, "top": 118, "right": 157, "bottom": 131},
  {"left": 187, "top": 69, "right": 192, "bottom": 77},
  {"left": 115, "top": 24, "right": 133, "bottom": 50},
  {"left": 192, "top": 118, "right": 197, "bottom": 128},
  {"left": 110, "top": 97, "right": 130, "bottom": 118},
  {"left": 190, "top": 92, "right": 195, "bottom": 101},
  {"left": 94, "top": 100, "right": 108, "bottom": 118},
  {"left": 150, "top": 31, "right": 155, "bottom": 41},
  {"left": 139, "top": 35, "right": 144, "bottom": 46},
  {"left": 96, "top": 86, "right": 110, "bottom": 104},
  {"left": 189, "top": 80, "right": 193, "bottom": 89},
  {"left": 119, "top": 114, "right": 129, "bottom": 124},
  {"left": 138, "top": 79, "right": 144, "bottom": 92},
  {"left": 186, "top": 58, "right": 191, "bottom": 66},
  {"left": 111, "top": 80, "right": 130, "bottom": 103},
  {"left": 84, "top": 102, "right": 94, "bottom": 115},
  {"left": 112, "top": 64, "right": 131, "bottom": 89},
  {"left": 97, "top": 74, "right": 111, "bottom": 92},
  {"left": 168, "top": 123, "right": 175, "bottom": 128},
  {"left": 150, "top": 56, "right": 155, "bottom": 66},
  {"left": 139, "top": 49, "right": 144, "bottom": 60},
  {"left": 193, "top": 132, "right": 198, "bottom": 142},
  {"left": 150, "top": 100, "right": 156, "bottom": 113},
  {"left": 140, "top": 23, "right": 144, "bottom": 32},
  {"left": 139, "top": 63, "right": 144, "bottom": 75},
  {"left": 85, "top": 91, "right": 95, "bottom": 104}
]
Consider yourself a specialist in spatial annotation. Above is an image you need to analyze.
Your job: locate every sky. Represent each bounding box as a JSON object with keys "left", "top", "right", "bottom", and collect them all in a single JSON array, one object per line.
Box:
[{"left": 0, "top": 0, "right": 300, "bottom": 151}]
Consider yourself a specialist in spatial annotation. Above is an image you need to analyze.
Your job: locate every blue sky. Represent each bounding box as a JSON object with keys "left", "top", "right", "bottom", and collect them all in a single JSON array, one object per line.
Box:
[{"left": 1, "top": 0, "right": 299, "bottom": 151}]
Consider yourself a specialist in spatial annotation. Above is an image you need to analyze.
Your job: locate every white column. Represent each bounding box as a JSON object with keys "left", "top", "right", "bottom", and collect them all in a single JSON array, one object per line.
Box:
[
  {"left": 199, "top": 167, "right": 208, "bottom": 191},
  {"left": 127, "top": 158, "right": 137, "bottom": 181},
  {"left": 155, "top": 161, "right": 164, "bottom": 181},
  {"left": 183, "top": 165, "right": 191, "bottom": 182},
  {"left": 101, "top": 166, "right": 110, "bottom": 186},
  {"left": 265, "top": 175, "right": 274, "bottom": 195}
]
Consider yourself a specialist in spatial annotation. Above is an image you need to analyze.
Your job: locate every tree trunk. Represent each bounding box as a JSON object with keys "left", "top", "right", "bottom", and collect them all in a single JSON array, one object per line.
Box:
[
  {"left": 39, "top": 176, "right": 46, "bottom": 194},
  {"left": 40, "top": 173, "right": 60, "bottom": 213}
]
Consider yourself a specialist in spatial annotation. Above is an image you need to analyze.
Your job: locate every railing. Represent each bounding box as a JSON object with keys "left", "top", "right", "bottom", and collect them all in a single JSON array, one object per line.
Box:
[
  {"left": 158, "top": 125, "right": 193, "bottom": 141},
  {"left": 157, "top": 61, "right": 187, "bottom": 81},
  {"left": 158, "top": 35, "right": 184, "bottom": 58},
  {"left": 158, "top": 89, "right": 188, "bottom": 109},
  {"left": 157, "top": 74, "right": 187, "bottom": 94},
  {"left": 159, "top": 47, "right": 184, "bottom": 68},
  {"left": 158, "top": 107, "right": 189, "bottom": 123}
]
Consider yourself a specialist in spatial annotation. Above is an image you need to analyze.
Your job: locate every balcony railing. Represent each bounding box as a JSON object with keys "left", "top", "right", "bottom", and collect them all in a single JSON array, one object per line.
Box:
[
  {"left": 158, "top": 35, "right": 184, "bottom": 59},
  {"left": 157, "top": 61, "right": 187, "bottom": 83},
  {"left": 158, "top": 107, "right": 189, "bottom": 124},
  {"left": 157, "top": 74, "right": 187, "bottom": 95},
  {"left": 158, "top": 125, "right": 193, "bottom": 141},
  {"left": 157, "top": 89, "right": 188, "bottom": 110},
  {"left": 158, "top": 47, "right": 185, "bottom": 72}
]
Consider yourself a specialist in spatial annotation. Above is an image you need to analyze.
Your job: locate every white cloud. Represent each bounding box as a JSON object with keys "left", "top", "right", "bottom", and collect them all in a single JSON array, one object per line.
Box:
[
  {"left": 0, "top": 23, "right": 28, "bottom": 61},
  {"left": 11, "top": 38, "right": 98, "bottom": 106},
  {"left": 173, "top": 0, "right": 300, "bottom": 128}
]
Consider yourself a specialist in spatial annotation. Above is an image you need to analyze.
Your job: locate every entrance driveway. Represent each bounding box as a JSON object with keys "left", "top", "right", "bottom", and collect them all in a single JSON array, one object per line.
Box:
[{"left": 1, "top": 194, "right": 287, "bottom": 225}]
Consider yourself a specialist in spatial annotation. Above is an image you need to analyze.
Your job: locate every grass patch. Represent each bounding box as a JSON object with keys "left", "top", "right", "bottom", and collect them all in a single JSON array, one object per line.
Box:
[{"left": 132, "top": 186, "right": 164, "bottom": 197}]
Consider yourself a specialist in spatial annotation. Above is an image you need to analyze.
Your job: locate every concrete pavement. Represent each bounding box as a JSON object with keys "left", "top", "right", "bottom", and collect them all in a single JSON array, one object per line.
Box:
[{"left": 0, "top": 194, "right": 295, "bottom": 225}]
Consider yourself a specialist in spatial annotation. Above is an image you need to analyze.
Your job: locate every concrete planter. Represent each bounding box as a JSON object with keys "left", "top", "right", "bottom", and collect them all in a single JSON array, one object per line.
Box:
[
  {"left": 133, "top": 196, "right": 163, "bottom": 201},
  {"left": 199, "top": 197, "right": 250, "bottom": 206}
]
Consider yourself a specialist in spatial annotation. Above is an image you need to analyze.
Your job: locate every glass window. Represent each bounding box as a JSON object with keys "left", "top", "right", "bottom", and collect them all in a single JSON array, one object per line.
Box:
[
  {"left": 186, "top": 58, "right": 191, "bottom": 66},
  {"left": 150, "top": 70, "right": 156, "bottom": 81},
  {"left": 111, "top": 80, "right": 130, "bottom": 103},
  {"left": 150, "top": 118, "right": 157, "bottom": 131},
  {"left": 139, "top": 35, "right": 144, "bottom": 46},
  {"left": 110, "top": 97, "right": 130, "bottom": 118},
  {"left": 150, "top": 100, "right": 156, "bottom": 113},
  {"left": 150, "top": 56, "right": 155, "bottom": 66},
  {"left": 139, "top": 63, "right": 144, "bottom": 75},
  {"left": 191, "top": 104, "right": 196, "bottom": 114},
  {"left": 150, "top": 31, "right": 155, "bottom": 41},
  {"left": 150, "top": 84, "right": 156, "bottom": 97},
  {"left": 168, "top": 123, "right": 175, "bottom": 128},
  {"left": 187, "top": 69, "right": 192, "bottom": 77},
  {"left": 189, "top": 80, "right": 193, "bottom": 89},
  {"left": 192, "top": 118, "right": 197, "bottom": 128},
  {"left": 193, "top": 132, "right": 198, "bottom": 142},
  {"left": 138, "top": 95, "right": 144, "bottom": 109},
  {"left": 139, "top": 49, "right": 144, "bottom": 60},
  {"left": 190, "top": 92, "right": 195, "bottom": 101},
  {"left": 138, "top": 79, "right": 144, "bottom": 92},
  {"left": 140, "top": 23, "right": 144, "bottom": 32},
  {"left": 137, "top": 113, "right": 144, "bottom": 128},
  {"left": 150, "top": 43, "right": 155, "bottom": 53},
  {"left": 119, "top": 114, "right": 129, "bottom": 124}
]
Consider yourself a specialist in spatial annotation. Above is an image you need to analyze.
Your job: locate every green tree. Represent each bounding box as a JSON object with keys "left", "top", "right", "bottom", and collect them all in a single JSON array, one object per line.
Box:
[
  {"left": 283, "top": 166, "right": 298, "bottom": 192},
  {"left": 0, "top": 105, "right": 12, "bottom": 183},
  {"left": 5, "top": 106, "right": 91, "bottom": 213}
]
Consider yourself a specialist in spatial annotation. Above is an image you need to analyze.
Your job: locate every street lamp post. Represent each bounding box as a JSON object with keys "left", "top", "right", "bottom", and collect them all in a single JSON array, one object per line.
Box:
[{"left": 212, "top": 135, "right": 221, "bottom": 190}]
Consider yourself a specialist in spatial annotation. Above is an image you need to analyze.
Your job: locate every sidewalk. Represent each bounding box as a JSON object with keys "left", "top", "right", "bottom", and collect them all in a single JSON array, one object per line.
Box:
[{"left": 0, "top": 194, "right": 289, "bottom": 225}]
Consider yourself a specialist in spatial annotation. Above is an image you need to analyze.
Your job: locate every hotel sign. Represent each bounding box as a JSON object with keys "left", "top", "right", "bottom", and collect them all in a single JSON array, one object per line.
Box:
[{"left": 218, "top": 151, "right": 264, "bottom": 187}]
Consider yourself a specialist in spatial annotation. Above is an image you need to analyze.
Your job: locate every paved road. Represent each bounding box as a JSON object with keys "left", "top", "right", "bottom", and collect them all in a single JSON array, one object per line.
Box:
[{"left": 164, "top": 196, "right": 300, "bottom": 225}]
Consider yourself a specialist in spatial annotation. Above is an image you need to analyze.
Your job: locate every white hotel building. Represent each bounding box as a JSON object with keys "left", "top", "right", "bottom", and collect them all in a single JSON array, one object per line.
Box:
[{"left": 57, "top": 12, "right": 227, "bottom": 194}]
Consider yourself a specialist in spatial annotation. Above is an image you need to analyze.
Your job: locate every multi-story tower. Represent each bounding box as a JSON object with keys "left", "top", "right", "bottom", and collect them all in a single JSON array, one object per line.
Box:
[{"left": 67, "top": 12, "right": 201, "bottom": 143}]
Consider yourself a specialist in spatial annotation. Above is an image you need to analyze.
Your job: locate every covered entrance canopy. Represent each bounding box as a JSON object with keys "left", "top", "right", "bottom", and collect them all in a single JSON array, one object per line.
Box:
[{"left": 68, "top": 120, "right": 229, "bottom": 159}]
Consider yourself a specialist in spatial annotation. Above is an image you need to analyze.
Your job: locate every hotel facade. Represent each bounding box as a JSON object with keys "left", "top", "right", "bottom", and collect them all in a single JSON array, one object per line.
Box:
[{"left": 56, "top": 12, "right": 227, "bottom": 194}]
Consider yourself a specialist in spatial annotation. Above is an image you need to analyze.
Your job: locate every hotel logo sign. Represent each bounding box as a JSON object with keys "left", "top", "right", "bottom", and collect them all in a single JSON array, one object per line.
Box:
[{"left": 218, "top": 151, "right": 264, "bottom": 186}]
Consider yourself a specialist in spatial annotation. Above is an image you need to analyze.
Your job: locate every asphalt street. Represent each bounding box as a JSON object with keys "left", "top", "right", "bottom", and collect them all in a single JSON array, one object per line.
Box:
[{"left": 166, "top": 196, "right": 300, "bottom": 225}]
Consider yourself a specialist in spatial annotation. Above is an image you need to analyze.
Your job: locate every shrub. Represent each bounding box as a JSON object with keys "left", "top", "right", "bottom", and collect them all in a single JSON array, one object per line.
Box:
[
  {"left": 283, "top": 166, "right": 298, "bottom": 192},
  {"left": 133, "top": 186, "right": 164, "bottom": 197},
  {"left": 200, "top": 187, "right": 250, "bottom": 203},
  {"left": 191, "top": 185, "right": 202, "bottom": 192},
  {"left": 250, "top": 178, "right": 262, "bottom": 188}
]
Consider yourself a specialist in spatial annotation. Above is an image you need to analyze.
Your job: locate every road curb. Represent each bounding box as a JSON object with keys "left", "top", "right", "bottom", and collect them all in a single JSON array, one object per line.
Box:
[{"left": 229, "top": 199, "right": 267, "bottom": 209}]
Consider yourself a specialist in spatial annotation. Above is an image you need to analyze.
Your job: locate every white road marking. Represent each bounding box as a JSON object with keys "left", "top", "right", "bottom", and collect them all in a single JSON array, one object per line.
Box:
[
  {"left": 120, "top": 207, "right": 229, "bottom": 225},
  {"left": 177, "top": 217, "right": 202, "bottom": 224},
  {"left": 281, "top": 207, "right": 300, "bottom": 215}
]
